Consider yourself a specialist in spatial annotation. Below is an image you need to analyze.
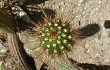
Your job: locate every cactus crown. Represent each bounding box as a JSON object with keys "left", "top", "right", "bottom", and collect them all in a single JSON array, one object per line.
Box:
[{"left": 41, "top": 21, "right": 73, "bottom": 55}]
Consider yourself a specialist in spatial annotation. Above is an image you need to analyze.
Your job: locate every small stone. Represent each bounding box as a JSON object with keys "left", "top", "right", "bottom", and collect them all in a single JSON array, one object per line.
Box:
[
  {"left": 0, "top": 2, "right": 4, "bottom": 8},
  {"left": 19, "top": 11, "right": 27, "bottom": 17},
  {"left": 11, "top": 7, "right": 16, "bottom": 10},
  {"left": 0, "top": 48, "right": 8, "bottom": 53}
]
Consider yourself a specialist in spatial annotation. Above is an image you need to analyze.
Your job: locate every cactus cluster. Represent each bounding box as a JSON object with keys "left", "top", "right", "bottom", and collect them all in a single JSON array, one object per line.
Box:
[{"left": 41, "top": 21, "right": 73, "bottom": 55}]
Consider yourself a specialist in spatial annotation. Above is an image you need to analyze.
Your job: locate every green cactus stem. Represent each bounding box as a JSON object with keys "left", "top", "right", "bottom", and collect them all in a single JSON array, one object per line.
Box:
[{"left": 41, "top": 21, "right": 73, "bottom": 55}]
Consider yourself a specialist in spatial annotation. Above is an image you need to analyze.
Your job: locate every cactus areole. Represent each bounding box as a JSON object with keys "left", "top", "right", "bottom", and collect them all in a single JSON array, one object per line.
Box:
[{"left": 41, "top": 22, "right": 73, "bottom": 55}]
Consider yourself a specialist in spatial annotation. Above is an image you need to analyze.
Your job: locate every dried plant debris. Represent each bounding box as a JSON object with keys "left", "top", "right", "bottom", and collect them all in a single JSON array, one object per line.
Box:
[
  {"left": 18, "top": 41, "right": 37, "bottom": 70},
  {"left": 0, "top": 9, "right": 15, "bottom": 32},
  {"left": 2, "top": 56, "right": 24, "bottom": 70},
  {"left": 0, "top": 0, "right": 25, "bottom": 18},
  {"left": 77, "top": 63, "right": 110, "bottom": 70},
  {"left": 0, "top": 39, "right": 8, "bottom": 63}
]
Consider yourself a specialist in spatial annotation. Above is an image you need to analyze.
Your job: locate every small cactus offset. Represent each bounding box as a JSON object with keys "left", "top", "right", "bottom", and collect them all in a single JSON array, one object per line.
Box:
[{"left": 41, "top": 21, "right": 73, "bottom": 55}]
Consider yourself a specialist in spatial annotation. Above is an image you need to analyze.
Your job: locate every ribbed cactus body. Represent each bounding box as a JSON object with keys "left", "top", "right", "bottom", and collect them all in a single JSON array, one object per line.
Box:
[{"left": 41, "top": 22, "right": 72, "bottom": 55}]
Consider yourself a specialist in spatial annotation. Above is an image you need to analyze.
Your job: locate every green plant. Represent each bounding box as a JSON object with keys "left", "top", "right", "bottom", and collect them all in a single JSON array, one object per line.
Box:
[{"left": 41, "top": 21, "right": 73, "bottom": 55}]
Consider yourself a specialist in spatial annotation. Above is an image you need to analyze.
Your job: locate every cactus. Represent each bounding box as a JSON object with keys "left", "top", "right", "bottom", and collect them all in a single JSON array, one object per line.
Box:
[{"left": 41, "top": 21, "right": 73, "bottom": 55}]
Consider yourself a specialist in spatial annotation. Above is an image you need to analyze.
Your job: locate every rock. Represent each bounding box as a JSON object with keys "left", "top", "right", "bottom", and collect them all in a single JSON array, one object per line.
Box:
[
  {"left": 43, "top": 0, "right": 110, "bottom": 65},
  {"left": 0, "top": 41, "right": 8, "bottom": 54}
]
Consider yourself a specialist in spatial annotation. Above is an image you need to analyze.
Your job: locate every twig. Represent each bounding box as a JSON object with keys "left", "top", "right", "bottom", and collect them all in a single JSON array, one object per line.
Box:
[{"left": 7, "top": 32, "right": 32, "bottom": 70}]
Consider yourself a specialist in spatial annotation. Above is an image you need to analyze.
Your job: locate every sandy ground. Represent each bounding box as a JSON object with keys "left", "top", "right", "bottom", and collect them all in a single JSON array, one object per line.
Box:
[
  {"left": 1, "top": 0, "right": 110, "bottom": 69},
  {"left": 42, "top": 0, "right": 110, "bottom": 65}
]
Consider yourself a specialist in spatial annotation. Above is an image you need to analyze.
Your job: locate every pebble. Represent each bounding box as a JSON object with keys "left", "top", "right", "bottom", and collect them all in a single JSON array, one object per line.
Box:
[{"left": 0, "top": 42, "right": 8, "bottom": 54}]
